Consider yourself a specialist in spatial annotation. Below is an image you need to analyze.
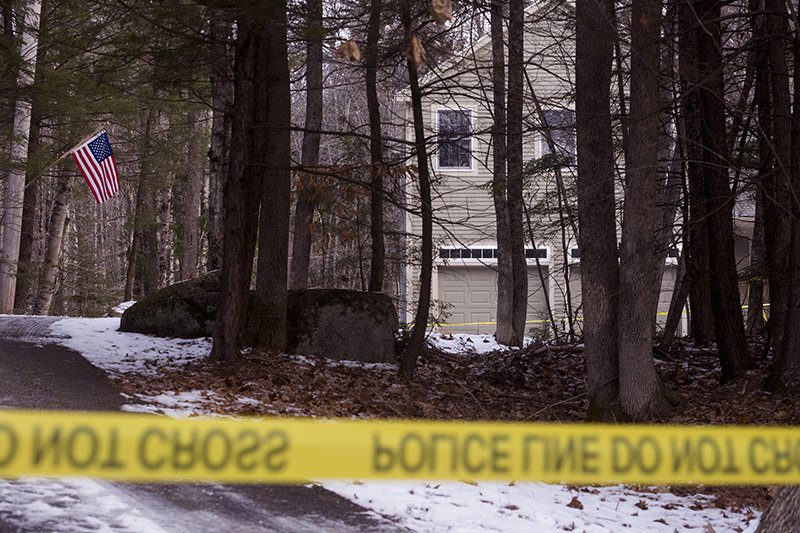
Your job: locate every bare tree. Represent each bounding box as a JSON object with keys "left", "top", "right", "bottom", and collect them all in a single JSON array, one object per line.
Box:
[
  {"left": 0, "top": 0, "right": 42, "bottom": 313},
  {"left": 576, "top": 0, "right": 620, "bottom": 420},
  {"left": 618, "top": 0, "right": 669, "bottom": 418}
]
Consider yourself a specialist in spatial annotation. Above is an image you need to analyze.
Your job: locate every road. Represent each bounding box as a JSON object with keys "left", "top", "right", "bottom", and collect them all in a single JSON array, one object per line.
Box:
[{"left": 0, "top": 316, "right": 402, "bottom": 532}]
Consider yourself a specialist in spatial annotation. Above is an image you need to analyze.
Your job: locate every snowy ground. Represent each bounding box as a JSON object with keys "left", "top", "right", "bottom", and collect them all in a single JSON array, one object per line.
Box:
[{"left": 0, "top": 317, "right": 762, "bottom": 532}]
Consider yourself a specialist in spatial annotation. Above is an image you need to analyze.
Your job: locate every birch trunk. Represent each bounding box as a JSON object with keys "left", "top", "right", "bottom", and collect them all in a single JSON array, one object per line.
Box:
[
  {"left": 32, "top": 172, "right": 72, "bottom": 316},
  {"left": 0, "top": 0, "right": 42, "bottom": 313}
]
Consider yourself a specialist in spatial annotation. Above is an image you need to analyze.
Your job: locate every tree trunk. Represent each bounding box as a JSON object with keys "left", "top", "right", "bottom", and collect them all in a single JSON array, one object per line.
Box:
[
  {"left": 618, "top": 0, "right": 669, "bottom": 420},
  {"left": 761, "top": 0, "right": 792, "bottom": 358},
  {"left": 0, "top": 0, "right": 42, "bottom": 314},
  {"left": 659, "top": 252, "right": 689, "bottom": 352},
  {"left": 180, "top": 110, "right": 204, "bottom": 281},
  {"left": 289, "top": 0, "right": 324, "bottom": 290},
  {"left": 254, "top": 0, "right": 291, "bottom": 352},
  {"left": 678, "top": 0, "right": 714, "bottom": 345},
  {"left": 757, "top": 486, "right": 800, "bottom": 532},
  {"left": 747, "top": 190, "right": 766, "bottom": 334},
  {"left": 32, "top": 172, "right": 72, "bottom": 316},
  {"left": 576, "top": 0, "right": 620, "bottom": 420},
  {"left": 207, "top": 7, "right": 233, "bottom": 273},
  {"left": 398, "top": 4, "right": 433, "bottom": 379},
  {"left": 695, "top": 0, "right": 751, "bottom": 380},
  {"left": 490, "top": 0, "right": 513, "bottom": 345},
  {"left": 506, "top": 0, "right": 527, "bottom": 347},
  {"left": 771, "top": 19, "right": 800, "bottom": 390},
  {"left": 134, "top": 109, "right": 160, "bottom": 298},
  {"left": 158, "top": 172, "right": 174, "bottom": 288},
  {"left": 14, "top": 111, "right": 41, "bottom": 313},
  {"left": 366, "top": 0, "right": 385, "bottom": 293},
  {"left": 211, "top": 9, "right": 262, "bottom": 362}
]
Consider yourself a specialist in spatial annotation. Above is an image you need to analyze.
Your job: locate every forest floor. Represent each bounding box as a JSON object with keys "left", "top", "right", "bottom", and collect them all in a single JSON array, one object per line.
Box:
[
  {"left": 2, "top": 316, "right": 768, "bottom": 531},
  {"left": 109, "top": 327, "right": 788, "bottom": 524}
]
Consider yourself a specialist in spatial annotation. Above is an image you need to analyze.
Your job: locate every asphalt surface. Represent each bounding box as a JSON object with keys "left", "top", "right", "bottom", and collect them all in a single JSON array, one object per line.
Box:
[{"left": 0, "top": 317, "right": 402, "bottom": 532}]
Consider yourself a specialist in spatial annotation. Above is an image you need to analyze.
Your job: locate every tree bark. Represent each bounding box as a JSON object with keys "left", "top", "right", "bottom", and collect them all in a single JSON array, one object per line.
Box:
[
  {"left": 207, "top": 7, "right": 233, "bottom": 273},
  {"left": 366, "top": 0, "right": 385, "bottom": 293},
  {"left": 180, "top": 110, "right": 204, "bottom": 281},
  {"left": 757, "top": 486, "right": 800, "bottom": 532},
  {"left": 158, "top": 172, "right": 174, "bottom": 288},
  {"left": 506, "top": 0, "right": 527, "bottom": 347},
  {"left": 211, "top": 8, "right": 262, "bottom": 362},
  {"left": 576, "top": 0, "right": 620, "bottom": 420},
  {"left": 254, "top": 0, "right": 291, "bottom": 352},
  {"left": 398, "top": 3, "right": 433, "bottom": 379},
  {"left": 32, "top": 172, "right": 72, "bottom": 316},
  {"left": 761, "top": 0, "right": 792, "bottom": 358},
  {"left": 289, "top": 0, "right": 324, "bottom": 291},
  {"left": 746, "top": 190, "right": 766, "bottom": 334},
  {"left": 0, "top": 0, "right": 42, "bottom": 313},
  {"left": 490, "top": 0, "right": 513, "bottom": 346},
  {"left": 618, "top": 0, "right": 669, "bottom": 420},
  {"left": 14, "top": 111, "right": 41, "bottom": 313},
  {"left": 771, "top": 16, "right": 800, "bottom": 389},
  {"left": 678, "top": 0, "right": 714, "bottom": 345},
  {"left": 695, "top": 0, "right": 751, "bottom": 380}
]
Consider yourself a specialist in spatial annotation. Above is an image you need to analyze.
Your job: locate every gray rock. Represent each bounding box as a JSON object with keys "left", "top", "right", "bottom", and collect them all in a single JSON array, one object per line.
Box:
[
  {"left": 120, "top": 273, "right": 398, "bottom": 363},
  {"left": 119, "top": 271, "right": 221, "bottom": 338},
  {"left": 287, "top": 289, "right": 398, "bottom": 364}
]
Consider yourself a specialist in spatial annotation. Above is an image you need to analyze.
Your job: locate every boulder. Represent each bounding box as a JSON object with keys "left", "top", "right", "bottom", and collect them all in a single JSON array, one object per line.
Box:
[
  {"left": 119, "top": 271, "right": 221, "bottom": 338},
  {"left": 120, "top": 273, "right": 398, "bottom": 363},
  {"left": 287, "top": 289, "right": 398, "bottom": 363}
]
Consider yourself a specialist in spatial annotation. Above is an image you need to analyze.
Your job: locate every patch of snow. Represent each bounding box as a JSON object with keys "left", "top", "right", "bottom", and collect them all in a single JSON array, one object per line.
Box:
[
  {"left": 111, "top": 301, "right": 137, "bottom": 315},
  {"left": 123, "top": 390, "right": 216, "bottom": 418},
  {"left": 428, "top": 333, "right": 509, "bottom": 355},
  {"left": 0, "top": 477, "right": 166, "bottom": 532},
  {"left": 324, "top": 481, "right": 759, "bottom": 533},
  {"left": 49, "top": 317, "right": 209, "bottom": 375}
]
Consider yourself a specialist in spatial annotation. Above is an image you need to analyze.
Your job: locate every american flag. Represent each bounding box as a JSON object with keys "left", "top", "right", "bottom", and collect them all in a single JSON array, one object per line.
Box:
[{"left": 71, "top": 130, "right": 119, "bottom": 204}]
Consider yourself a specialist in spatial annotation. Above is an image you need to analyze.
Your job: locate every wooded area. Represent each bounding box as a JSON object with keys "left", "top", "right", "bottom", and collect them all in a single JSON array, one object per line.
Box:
[{"left": 1, "top": 0, "right": 800, "bottom": 526}]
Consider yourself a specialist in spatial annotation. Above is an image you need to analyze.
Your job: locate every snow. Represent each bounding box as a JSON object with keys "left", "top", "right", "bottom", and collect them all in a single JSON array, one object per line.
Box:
[
  {"left": 0, "top": 478, "right": 166, "bottom": 532},
  {"left": 110, "top": 301, "right": 137, "bottom": 315},
  {"left": 2, "top": 320, "right": 763, "bottom": 532},
  {"left": 428, "top": 333, "right": 510, "bottom": 355},
  {"left": 49, "top": 317, "right": 210, "bottom": 375},
  {"left": 324, "top": 481, "right": 758, "bottom": 533}
]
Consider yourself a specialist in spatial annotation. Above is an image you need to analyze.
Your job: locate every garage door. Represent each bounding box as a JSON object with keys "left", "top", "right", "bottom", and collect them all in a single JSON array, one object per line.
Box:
[{"left": 437, "top": 265, "right": 550, "bottom": 334}]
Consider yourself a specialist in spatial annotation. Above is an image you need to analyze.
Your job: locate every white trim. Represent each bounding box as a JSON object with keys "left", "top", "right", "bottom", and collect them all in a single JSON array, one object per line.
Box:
[{"left": 432, "top": 105, "right": 476, "bottom": 172}]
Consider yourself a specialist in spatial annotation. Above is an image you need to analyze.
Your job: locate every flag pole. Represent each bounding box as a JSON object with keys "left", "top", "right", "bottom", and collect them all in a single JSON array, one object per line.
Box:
[{"left": 42, "top": 126, "right": 106, "bottom": 173}]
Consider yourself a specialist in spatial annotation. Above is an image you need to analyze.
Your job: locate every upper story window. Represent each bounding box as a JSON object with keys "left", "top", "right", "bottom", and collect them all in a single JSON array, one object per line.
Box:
[
  {"left": 437, "top": 109, "right": 472, "bottom": 169},
  {"left": 539, "top": 109, "right": 576, "bottom": 164}
]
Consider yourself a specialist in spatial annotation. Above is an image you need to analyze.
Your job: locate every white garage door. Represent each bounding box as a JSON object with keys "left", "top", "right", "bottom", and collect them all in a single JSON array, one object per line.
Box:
[{"left": 437, "top": 265, "right": 550, "bottom": 334}]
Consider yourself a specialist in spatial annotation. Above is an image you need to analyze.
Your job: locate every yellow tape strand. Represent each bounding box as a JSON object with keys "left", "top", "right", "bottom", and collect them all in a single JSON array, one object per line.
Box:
[{"left": 0, "top": 410, "right": 798, "bottom": 485}]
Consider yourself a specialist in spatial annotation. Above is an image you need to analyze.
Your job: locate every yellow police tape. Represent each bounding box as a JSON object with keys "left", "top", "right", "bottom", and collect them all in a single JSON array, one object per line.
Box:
[{"left": 0, "top": 410, "right": 799, "bottom": 485}]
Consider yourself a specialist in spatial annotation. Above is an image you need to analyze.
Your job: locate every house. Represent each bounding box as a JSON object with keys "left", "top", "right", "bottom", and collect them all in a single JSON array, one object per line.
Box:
[{"left": 400, "top": 0, "right": 755, "bottom": 337}]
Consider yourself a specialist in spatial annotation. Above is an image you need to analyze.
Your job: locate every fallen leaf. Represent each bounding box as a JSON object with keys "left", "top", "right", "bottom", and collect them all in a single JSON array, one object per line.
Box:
[{"left": 567, "top": 496, "right": 583, "bottom": 510}]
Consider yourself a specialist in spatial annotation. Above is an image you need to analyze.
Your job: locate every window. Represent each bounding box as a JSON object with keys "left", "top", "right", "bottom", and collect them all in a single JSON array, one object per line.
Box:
[
  {"left": 539, "top": 109, "right": 576, "bottom": 164},
  {"left": 437, "top": 109, "right": 472, "bottom": 169},
  {"left": 438, "top": 247, "right": 548, "bottom": 260}
]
